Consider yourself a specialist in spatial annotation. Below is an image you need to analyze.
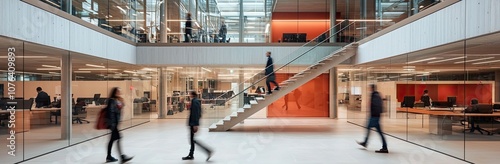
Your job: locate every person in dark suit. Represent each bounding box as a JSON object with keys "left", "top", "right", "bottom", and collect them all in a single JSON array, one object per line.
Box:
[
  {"left": 184, "top": 13, "right": 193, "bottom": 43},
  {"left": 183, "top": 91, "right": 213, "bottom": 161},
  {"left": 358, "top": 84, "right": 388, "bottom": 153},
  {"left": 35, "top": 87, "right": 50, "bottom": 108},
  {"left": 420, "top": 90, "right": 431, "bottom": 109},
  {"left": 105, "top": 87, "right": 133, "bottom": 163},
  {"left": 265, "top": 51, "right": 280, "bottom": 94}
]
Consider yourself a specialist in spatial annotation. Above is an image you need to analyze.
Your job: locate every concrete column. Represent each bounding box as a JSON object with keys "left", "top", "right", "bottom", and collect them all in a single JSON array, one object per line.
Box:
[
  {"left": 160, "top": 1, "right": 168, "bottom": 43},
  {"left": 60, "top": 54, "right": 71, "bottom": 140},
  {"left": 158, "top": 68, "right": 167, "bottom": 118},
  {"left": 496, "top": 71, "right": 500, "bottom": 102},
  {"left": 329, "top": 0, "right": 337, "bottom": 43},
  {"left": 360, "top": 0, "right": 367, "bottom": 38},
  {"left": 239, "top": 0, "right": 244, "bottom": 43},
  {"left": 330, "top": 67, "right": 338, "bottom": 118},
  {"left": 238, "top": 70, "right": 244, "bottom": 108}
]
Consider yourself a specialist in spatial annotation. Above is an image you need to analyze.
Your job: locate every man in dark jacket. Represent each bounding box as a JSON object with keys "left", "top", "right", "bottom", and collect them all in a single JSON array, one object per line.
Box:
[
  {"left": 35, "top": 87, "right": 50, "bottom": 108},
  {"left": 265, "top": 51, "right": 280, "bottom": 94},
  {"left": 358, "top": 84, "right": 388, "bottom": 153},
  {"left": 183, "top": 91, "right": 213, "bottom": 161},
  {"left": 184, "top": 13, "right": 193, "bottom": 43}
]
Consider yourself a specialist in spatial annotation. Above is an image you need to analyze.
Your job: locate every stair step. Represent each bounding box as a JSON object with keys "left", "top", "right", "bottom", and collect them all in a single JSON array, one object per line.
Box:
[
  {"left": 216, "top": 120, "right": 224, "bottom": 125},
  {"left": 223, "top": 116, "right": 231, "bottom": 121},
  {"left": 255, "top": 97, "right": 264, "bottom": 101},
  {"left": 250, "top": 100, "right": 258, "bottom": 105},
  {"left": 243, "top": 104, "right": 251, "bottom": 109},
  {"left": 230, "top": 112, "right": 238, "bottom": 117},
  {"left": 209, "top": 124, "right": 217, "bottom": 130},
  {"left": 237, "top": 108, "right": 245, "bottom": 113}
]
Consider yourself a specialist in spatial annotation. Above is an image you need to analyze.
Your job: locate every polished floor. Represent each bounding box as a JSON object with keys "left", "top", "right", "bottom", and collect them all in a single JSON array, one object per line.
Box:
[{"left": 22, "top": 118, "right": 470, "bottom": 164}]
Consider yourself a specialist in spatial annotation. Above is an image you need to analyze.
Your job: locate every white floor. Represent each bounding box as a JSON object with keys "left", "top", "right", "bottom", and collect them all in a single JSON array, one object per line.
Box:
[{"left": 22, "top": 118, "right": 470, "bottom": 164}]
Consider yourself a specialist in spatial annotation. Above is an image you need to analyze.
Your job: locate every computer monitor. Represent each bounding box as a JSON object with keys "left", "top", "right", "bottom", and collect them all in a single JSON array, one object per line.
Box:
[
  {"left": 402, "top": 96, "right": 415, "bottom": 108},
  {"left": 447, "top": 96, "right": 456, "bottom": 107},
  {"left": 93, "top": 94, "right": 101, "bottom": 103}
]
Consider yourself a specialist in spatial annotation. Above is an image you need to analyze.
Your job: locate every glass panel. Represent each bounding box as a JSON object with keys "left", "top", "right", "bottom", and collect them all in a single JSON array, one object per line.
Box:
[
  {"left": 22, "top": 42, "right": 67, "bottom": 159},
  {"left": 218, "top": 0, "right": 241, "bottom": 43},
  {"left": 70, "top": 53, "right": 109, "bottom": 144},
  {"left": 0, "top": 36, "right": 26, "bottom": 163}
]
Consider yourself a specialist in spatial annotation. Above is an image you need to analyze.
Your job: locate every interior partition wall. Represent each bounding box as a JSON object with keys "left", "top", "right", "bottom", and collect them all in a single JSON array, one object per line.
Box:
[{"left": 345, "top": 1, "right": 500, "bottom": 163}]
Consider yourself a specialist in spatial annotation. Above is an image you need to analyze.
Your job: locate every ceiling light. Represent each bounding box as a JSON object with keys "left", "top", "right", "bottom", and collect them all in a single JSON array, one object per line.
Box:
[
  {"left": 454, "top": 57, "right": 494, "bottom": 64},
  {"left": 472, "top": 59, "right": 500, "bottom": 65},
  {"left": 406, "top": 57, "right": 438, "bottom": 64},
  {"left": 42, "top": 65, "right": 59, "bottom": 68},
  {"left": 0, "top": 56, "right": 48, "bottom": 59},
  {"left": 48, "top": 72, "right": 60, "bottom": 74},
  {"left": 74, "top": 71, "right": 91, "bottom": 73},
  {"left": 427, "top": 56, "right": 465, "bottom": 64},
  {"left": 201, "top": 67, "right": 212, "bottom": 72},
  {"left": 86, "top": 64, "right": 105, "bottom": 68},
  {"left": 79, "top": 68, "right": 119, "bottom": 71},
  {"left": 116, "top": 6, "right": 127, "bottom": 14},
  {"left": 124, "top": 70, "right": 136, "bottom": 74},
  {"left": 37, "top": 68, "right": 61, "bottom": 70}
]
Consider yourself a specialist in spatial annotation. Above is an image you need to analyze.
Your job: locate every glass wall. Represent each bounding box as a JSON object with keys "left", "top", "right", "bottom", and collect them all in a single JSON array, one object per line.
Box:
[
  {"left": 343, "top": 1, "right": 500, "bottom": 163},
  {"left": 0, "top": 36, "right": 152, "bottom": 163}
]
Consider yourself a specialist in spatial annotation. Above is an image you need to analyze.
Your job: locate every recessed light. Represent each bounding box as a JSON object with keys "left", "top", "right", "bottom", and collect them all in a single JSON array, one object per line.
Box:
[
  {"left": 407, "top": 57, "right": 438, "bottom": 64},
  {"left": 86, "top": 64, "right": 105, "bottom": 68},
  {"left": 454, "top": 57, "right": 494, "bottom": 64},
  {"left": 472, "top": 59, "right": 500, "bottom": 65},
  {"left": 427, "top": 56, "right": 465, "bottom": 64}
]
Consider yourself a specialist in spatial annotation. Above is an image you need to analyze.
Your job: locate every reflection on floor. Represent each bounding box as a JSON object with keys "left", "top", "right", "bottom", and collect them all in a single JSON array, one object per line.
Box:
[
  {"left": 25, "top": 118, "right": 468, "bottom": 164},
  {"left": 0, "top": 112, "right": 153, "bottom": 164},
  {"left": 347, "top": 109, "right": 499, "bottom": 164}
]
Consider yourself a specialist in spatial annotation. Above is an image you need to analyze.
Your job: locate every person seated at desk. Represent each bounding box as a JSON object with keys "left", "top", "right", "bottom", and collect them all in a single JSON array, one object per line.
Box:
[
  {"left": 420, "top": 90, "right": 431, "bottom": 109},
  {"left": 35, "top": 87, "right": 50, "bottom": 108},
  {"left": 249, "top": 86, "right": 257, "bottom": 94}
]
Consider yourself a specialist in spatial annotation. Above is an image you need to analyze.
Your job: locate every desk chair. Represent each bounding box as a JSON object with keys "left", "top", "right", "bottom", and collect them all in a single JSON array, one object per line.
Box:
[
  {"left": 464, "top": 104, "right": 493, "bottom": 135},
  {"left": 72, "top": 105, "right": 89, "bottom": 124}
]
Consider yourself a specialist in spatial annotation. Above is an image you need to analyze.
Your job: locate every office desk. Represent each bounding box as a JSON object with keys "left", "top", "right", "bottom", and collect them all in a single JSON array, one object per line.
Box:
[
  {"left": 32, "top": 108, "right": 61, "bottom": 124},
  {"left": 397, "top": 108, "right": 500, "bottom": 135},
  {"left": 0, "top": 110, "right": 30, "bottom": 132}
]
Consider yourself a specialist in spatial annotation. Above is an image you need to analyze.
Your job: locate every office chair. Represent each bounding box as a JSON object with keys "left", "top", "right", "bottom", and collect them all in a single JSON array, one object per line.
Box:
[
  {"left": 463, "top": 104, "right": 493, "bottom": 135},
  {"left": 72, "top": 104, "right": 90, "bottom": 124}
]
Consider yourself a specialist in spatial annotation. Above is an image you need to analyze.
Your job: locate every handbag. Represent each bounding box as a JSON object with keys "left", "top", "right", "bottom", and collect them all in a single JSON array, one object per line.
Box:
[{"left": 95, "top": 107, "right": 108, "bottom": 130}]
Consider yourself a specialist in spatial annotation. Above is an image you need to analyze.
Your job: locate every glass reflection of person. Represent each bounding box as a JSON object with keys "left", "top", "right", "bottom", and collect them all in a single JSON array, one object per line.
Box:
[{"left": 282, "top": 89, "right": 302, "bottom": 110}]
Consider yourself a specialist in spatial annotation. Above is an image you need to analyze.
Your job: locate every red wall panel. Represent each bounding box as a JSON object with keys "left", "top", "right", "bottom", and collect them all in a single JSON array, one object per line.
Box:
[
  {"left": 268, "top": 73, "right": 330, "bottom": 117},
  {"left": 396, "top": 83, "right": 492, "bottom": 106}
]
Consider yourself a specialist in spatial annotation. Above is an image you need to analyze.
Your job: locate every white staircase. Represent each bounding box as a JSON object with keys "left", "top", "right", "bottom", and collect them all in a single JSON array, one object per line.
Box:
[{"left": 209, "top": 43, "right": 358, "bottom": 132}]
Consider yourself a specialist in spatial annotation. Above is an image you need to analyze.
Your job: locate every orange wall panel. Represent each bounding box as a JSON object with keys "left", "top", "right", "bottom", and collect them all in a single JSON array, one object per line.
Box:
[
  {"left": 271, "top": 12, "right": 330, "bottom": 43},
  {"left": 268, "top": 73, "right": 330, "bottom": 117},
  {"left": 396, "top": 84, "right": 492, "bottom": 106}
]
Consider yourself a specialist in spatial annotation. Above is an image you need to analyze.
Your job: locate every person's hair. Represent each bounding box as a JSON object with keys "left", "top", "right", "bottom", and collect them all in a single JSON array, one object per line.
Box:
[
  {"left": 190, "top": 91, "right": 197, "bottom": 97},
  {"left": 187, "top": 13, "right": 191, "bottom": 18},
  {"left": 36, "top": 87, "right": 42, "bottom": 92},
  {"left": 267, "top": 51, "right": 271, "bottom": 55},
  {"left": 370, "top": 84, "right": 376, "bottom": 91},
  {"left": 471, "top": 98, "right": 479, "bottom": 105},
  {"left": 424, "top": 90, "right": 428, "bottom": 94},
  {"left": 109, "top": 87, "right": 121, "bottom": 99}
]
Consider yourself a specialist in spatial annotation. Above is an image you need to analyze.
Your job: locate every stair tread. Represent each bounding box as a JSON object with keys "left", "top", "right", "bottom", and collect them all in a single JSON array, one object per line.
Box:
[
  {"left": 250, "top": 100, "right": 258, "bottom": 104},
  {"left": 230, "top": 112, "right": 238, "bottom": 117},
  {"left": 209, "top": 124, "right": 217, "bottom": 129},
  {"left": 237, "top": 108, "right": 245, "bottom": 112},
  {"left": 223, "top": 116, "right": 231, "bottom": 121},
  {"left": 255, "top": 97, "right": 264, "bottom": 101},
  {"left": 243, "top": 104, "right": 251, "bottom": 109},
  {"left": 216, "top": 120, "right": 224, "bottom": 125}
]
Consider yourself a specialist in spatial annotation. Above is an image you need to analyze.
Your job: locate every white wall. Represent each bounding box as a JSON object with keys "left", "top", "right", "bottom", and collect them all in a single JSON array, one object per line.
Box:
[
  {"left": 0, "top": 0, "right": 136, "bottom": 64},
  {"left": 356, "top": 0, "right": 500, "bottom": 64},
  {"left": 137, "top": 46, "right": 343, "bottom": 66}
]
